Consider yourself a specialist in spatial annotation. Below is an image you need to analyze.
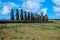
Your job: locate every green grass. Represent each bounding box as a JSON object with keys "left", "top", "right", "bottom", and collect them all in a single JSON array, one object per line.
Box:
[{"left": 0, "top": 20, "right": 60, "bottom": 40}]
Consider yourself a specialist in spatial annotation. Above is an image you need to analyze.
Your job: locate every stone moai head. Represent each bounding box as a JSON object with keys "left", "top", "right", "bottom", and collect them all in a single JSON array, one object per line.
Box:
[
  {"left": 20, "top": 9, "right": 23, "bottom": 15},
  {"left": 28, "top": 12, "right": 30, "bottom": 15},
  {"left": 31, "top": 12, "right": 32, "bottom": 16},
  {"left": 41, "top": 12, "right": 43, "bottom": 16},
  {"left": 24, "top": 11, "right": 26, "bottom": 14},
  {"left": 24, "top": 11, "right": 26, "bottom": 15},
  {"left": 45, "top": 14, "right": 48, "bottom": 18},
  {"left": 20, "top": 9, "right": 23, "bottom": 12},
  {"left": 16, "top": 9, "right": 19, "bottom": 15},
  {"left": 16, "top": 9, "right": 18, "bottom": 12},
  {"left": 24, "top": 11, "right": 27, "bottom": 17},
  {"left": 11, "top": 9, "right": 13, "bottom": 14},
  {"left": 45, "top": 14, "right": 47, "bottom": 16}
]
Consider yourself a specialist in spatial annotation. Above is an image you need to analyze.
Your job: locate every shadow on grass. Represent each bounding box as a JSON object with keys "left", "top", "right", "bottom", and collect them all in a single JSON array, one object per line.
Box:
[{"left": 0, "top": 26, "right": 10, "bottom": 29}]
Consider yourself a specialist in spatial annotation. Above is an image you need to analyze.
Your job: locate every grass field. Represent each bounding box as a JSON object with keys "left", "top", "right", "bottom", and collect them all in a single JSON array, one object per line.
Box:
[{"left": 0, "top": 20, "right": 60, "bottom": 40}]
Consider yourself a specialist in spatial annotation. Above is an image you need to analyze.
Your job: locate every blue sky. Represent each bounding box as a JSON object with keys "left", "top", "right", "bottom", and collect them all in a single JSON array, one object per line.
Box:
[{"left": 0, "top": 0, "right": 60, "bottom": 20}]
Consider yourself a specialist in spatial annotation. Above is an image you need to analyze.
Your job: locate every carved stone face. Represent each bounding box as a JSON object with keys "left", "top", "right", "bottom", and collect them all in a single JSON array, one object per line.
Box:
[{"left": 20, "top": 9, "right": 23, "bottom": 12}]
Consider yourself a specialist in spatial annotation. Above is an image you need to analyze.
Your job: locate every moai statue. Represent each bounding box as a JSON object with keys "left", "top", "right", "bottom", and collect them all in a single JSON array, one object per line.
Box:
[
  {"left": 36, "top": 14, "right": 39, "bottom": 21},
  {"left": 31, "top": 13, "right": 34, "bottom": 21},
  {"left": 31, "top": 13, "right": 33, "bottom": 20},
  {"left": 20, "top": 9, "right": 23, "bottom": 20},
  {"left": 30, "top": 12, "right": 31, "bottom": 21},
  {"left": 43, "top": 15, "right": 45, "bottom": 22},
  {"left": 28, "top": 12, "right": 30, "bottom": 21},
  {"left": 35, "top": 14, "right": 37, "bottom": 21},
  {"left": 45, "top": 14, "right": 48, "bottom": 22},
  {"left": 39, "top": 14, "right": 41, "bottom": 21},
  {"left": 34, "top": 14, "right": 36, "bottom": 21},
  {"left": 30, "top": 13, "right": 32, "bottom": 21},
  {"left": 33, "top": 14, "right": 36, "bottom": 21},
  {"left": 16, "top": 9, "right": 19, "bottom": 20},
  {"left": 24, "top": 11, "right": 27, "bottom": 21},
  {"left": 38, "top": 15, "right": 40, "bottom": 21},
  {"left": 40, "top": 12, "right": 43, "bottom": 22},
  {"left": 37, "top": 14, "right": 41, "bottom": 21},
  {"left": 10, "top": 9, "right": 14, "bottom": 20}
]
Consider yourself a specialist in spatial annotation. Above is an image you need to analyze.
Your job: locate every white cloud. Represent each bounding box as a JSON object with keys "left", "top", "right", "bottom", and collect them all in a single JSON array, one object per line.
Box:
[
  {"left": 1, "top": 2, "right": 19, "bottom": 14},
  {"left": 21, "top": 1, "right": 41, "bottom": 13},
  {"left": 1, "top": 6, "right": 9, "bottom": 14},
  {"left": 20, "top": 0, "right": 45, "bottom": 3},
  {"left": 0, "top": 1, "right": 2, "bottom": 6},
  {"left": 53, "top": 6, "right": 60, "bottom": 16},
  {"left": 52, "top": 0, "right": 60, "bottom": 16},
  {"left": 52, "top": 0, "right": 60, "bottom": 6},
  {"left": 55, "top": 13, "right": 60, "bottom": 16},
  {"left": 31, "top": 0, "right": 45, "bottom": 3},
  {"left": 53, "top": 6, "right": 60, "bottom": 12},
  {"left": 0, "top": 1, "right": 1, "bottom": 4},
  {"left": 42, "top": 8, "right": 47, "bottom": 15},
  {"left": 21, "top": 0, "right": 45, "bottom": 14}
]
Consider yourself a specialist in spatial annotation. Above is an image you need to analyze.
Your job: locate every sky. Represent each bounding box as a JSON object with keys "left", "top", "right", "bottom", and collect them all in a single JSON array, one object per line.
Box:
[{"left": 0, "top": 0, "right": 60, "bottom": 20}]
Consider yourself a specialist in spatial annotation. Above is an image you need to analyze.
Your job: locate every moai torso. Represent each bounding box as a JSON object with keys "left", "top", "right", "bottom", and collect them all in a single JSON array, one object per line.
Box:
[
  {"left": 16, "top": 9, "right": 19, "bottom": 20},
  {"left": 31, "top": 13, "right": 33, "bottom": 20},
  {"left": 10, "top": 9, "right": 14, "bottom": 20},
  {"left": 20, "top": 9, "right": 23, "bottom": 20},
  {"left": 28, "top": 12, "right": 30, "bottom": 21},
  {"left": 36, "top": 14, "right": 39, "bottom": 21},
  {"left": 45, "top": 14, "right": 48, "bottom": 22},
  {"left": 24, "top": 11, "right": 27, "bottom": 21},
  {"left": 31, "top": 13, "right": 35, "bottom": 21},
  {"left": 40, "top": 13, "right": 43, "bottom": 22},
  {"left": 39, "top": 15, "right": 41, "bottom": 21},
  {"left": 43, "top": 15, "right": 45, "bottom": 22},
  {"left": 38, "top": 15, "right": 40, "bottom": 21}
]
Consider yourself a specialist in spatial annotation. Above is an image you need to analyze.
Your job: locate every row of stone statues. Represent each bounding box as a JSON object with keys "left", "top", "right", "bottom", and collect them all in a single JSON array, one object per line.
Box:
[{"left": 10, "top": 9, "right": 48, "bottom": 22}]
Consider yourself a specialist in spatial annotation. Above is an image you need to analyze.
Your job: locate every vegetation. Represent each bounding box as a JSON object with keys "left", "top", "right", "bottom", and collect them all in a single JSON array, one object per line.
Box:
[{"left": 0, "top": 20, "right": 60, "bottom": 40}]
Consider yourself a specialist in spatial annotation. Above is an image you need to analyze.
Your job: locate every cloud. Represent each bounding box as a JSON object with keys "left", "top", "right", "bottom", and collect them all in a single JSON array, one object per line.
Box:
[
  {"left": 1, "top": 6, "right": 9, "bottom": 14},
  {"left": 20, "top": 0, "right": 45, "bottom": 3},
  {"left": 53, "top": 6, "right": 60, "bottom": 12},
  {"left": 21, "top": 1, "right": 42, "bottom": 13},
  {"left": 52, "top": 0, "right": 60, "bottom": 16},
  {"left": 42, "top": 8, "right": 47, "bottom": 15},
  {"left": 0, "top": 1, "right": 2, "bottom": 6},
  {"left": 0, "top": 1, "right": 1, "bottom": 4},
  {"left": 0, "top": 2, "right": 19, "bottom": 14},
  {"left": 53, "top": 6, "right": 60, "bottom": 16},
  {"left": 52, "top": 0, "right": 60, "bottom": 6},
  {"left": 21, "top": 0, "right": 45, "bottom": 14}
]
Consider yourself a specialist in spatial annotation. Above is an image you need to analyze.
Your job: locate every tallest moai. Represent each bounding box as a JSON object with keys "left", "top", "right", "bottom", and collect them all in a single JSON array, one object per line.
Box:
[
  {"left": 10, "top": 9, "right": 14, "bottom": 20},
  {"left": 16, "top": 9, "right": 19, "bottom": 20}
]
